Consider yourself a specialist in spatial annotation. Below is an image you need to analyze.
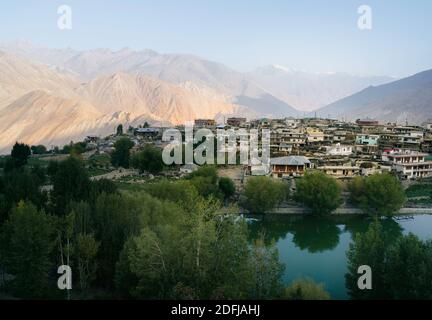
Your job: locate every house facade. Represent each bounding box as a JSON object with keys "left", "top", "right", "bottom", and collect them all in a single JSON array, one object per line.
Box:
[
  {"left": 270, "top": 156, "right": 311, "bottom": 178},
  {"left": 382, "top": 149, "right": 432, "bottom": 179},
  {"left": 317, "top": 165, "right": 360, "bottom": 178},
  {"left": 325, "top": 143, "right": 353, "bottom": 156}
]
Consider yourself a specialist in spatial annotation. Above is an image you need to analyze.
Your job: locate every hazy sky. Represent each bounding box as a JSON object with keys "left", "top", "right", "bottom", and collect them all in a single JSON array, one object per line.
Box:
[{"left": 1, "top": 0, "right": 431, "bottom": 77}]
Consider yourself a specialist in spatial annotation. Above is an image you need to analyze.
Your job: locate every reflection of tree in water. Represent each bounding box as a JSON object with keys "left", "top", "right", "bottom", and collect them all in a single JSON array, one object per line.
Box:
[
  {"left": 344, "top": 216, "right": 404, "bottom": 246},
  {"left": 248, "top": 216, "right": 306, "bottom": 245},
  {"left": 247, "top": 215, "right": 404, "bottom": 253},
  {"left": 248, "top": 216, "right": 341, "bottom": 253},
  {"left": 290, "top": 217, "right": 341, "bottom": 253}
]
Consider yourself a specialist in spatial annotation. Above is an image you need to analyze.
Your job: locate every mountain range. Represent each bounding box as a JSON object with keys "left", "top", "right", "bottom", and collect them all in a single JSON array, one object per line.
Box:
[
  {"left": 0, "top": 41, "right": 431, "bottom": 153},
  {"left": 1, "top": 41, "right": 393, "bottom": 114},
  {"left": 0, "top": 50, "right": 247, "bottom": 153},
  {"left": 316, "top": 69, "right": 432, "bottom": 124},
  {"left": 248, "top": 65, "right": 393, "bottom": 111}
]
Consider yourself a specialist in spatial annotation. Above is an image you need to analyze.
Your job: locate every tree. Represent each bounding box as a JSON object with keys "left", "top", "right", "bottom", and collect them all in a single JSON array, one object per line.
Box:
[
  {"left": 70, "top": 142, "right": 86, "bottom": 156},
  {"left": 242, "top": 177, "right": 287, "bottom": 213},
  {"left": 47, "top": 160, "right": 59, "bottom": 178},
  {"left": 89, "top": 178, "right": 118, "bottom": 204},
  {"left": 10, "top": 142, "right": 31, "bottom": 168},
  {"left": 285, "top": 278, "right": 331, "bottom": 300},
  {"left": 0, "top": 193, "right": 10, "bottom": 226},
  {"left": 0, "top": 202, "right": 55, "bottom": 298},
  {"left": 52, "top": 156, "right": 91, "bottom": 214},
  {"left": 75, "top": 233, "right": 100, "bottom": 291},
  {"left": 348, "top": 173, "right": 406, "bottom": 216},
  {"left": 346, "top": 219, "right": 432, "bottom": 299},
  {"left": 347, "top": 176, "right": 365, "bottom": 205},
  {"left": 384, "top": 234, "right": 432, "bottom": 299},
  {"left": 111, "top": 137, "right": 134, "bottom": 168},
  {"left": 0, "top": 168, "right": 47, "bottom": 217},
  {"left": 144, "top": 180, "right": 200, "bottom": 212},
  {"left": 116, "top": 124, "right": 123, "bottom": 136},
  {"left": 218, "top": 177, "right": 236, "bottom": 201},
  {"left": 187, "top": 166, "right": 223, "bottom": 199},
  {"left": 345, "top": 219, "right": 389, "bottom": 299},
  {"left": 115, "top": 192, "right": 285, "bottom": 300},
  {"left": 187, "top": 166, "right": 219, "bottom": 183},
  {"left": 249, "top": 237, "right": 285, "bottom": 299},
  {"left": 131, "top": 144, "right": 164, "bottom": 174},
  {"left": 92, "top": 193, "right": 142, "bottom": 286},
  {"left": 31, "top": 163, "right": 47, "bottom": 184},
  {"left": 295, "top": 171, "right": 342, "bottom": 215},
  {"left": 31, "top": 145, "right": 47, "bottom": 155}
]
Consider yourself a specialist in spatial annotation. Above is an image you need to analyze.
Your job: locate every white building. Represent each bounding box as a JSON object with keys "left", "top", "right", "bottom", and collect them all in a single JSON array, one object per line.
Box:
[
  {"left": 382, "top": 149, "right": 432, "bottom": 179},
  {"left": 306, "top": 127, "right": 325, "bottom": 143},
  {"left": 285, "top": 117, "right": 301, "bottom": 128},
  {"left": 325, "top": 143, "right": 353, "bottom": 156}
]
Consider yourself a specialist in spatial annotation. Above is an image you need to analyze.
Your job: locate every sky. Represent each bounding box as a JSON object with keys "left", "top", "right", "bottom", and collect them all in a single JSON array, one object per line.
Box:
[{"left": 0, "top": 0, "right": 431, "bottom": 77}]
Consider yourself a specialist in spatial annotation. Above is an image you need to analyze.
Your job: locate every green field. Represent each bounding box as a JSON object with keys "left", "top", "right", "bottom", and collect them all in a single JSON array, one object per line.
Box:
[{"left": 405, "top": 183, "right": 432, "bottom": 204}]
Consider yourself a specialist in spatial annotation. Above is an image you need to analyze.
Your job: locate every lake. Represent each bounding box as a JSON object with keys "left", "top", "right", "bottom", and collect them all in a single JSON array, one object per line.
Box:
[{"left": 247, "top": 214, "right": 432, "bottom": 299}]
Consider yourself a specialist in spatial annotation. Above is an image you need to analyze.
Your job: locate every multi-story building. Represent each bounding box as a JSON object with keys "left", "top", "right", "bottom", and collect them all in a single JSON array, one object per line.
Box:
[
  {"left": 273, "top": 128, "right": 306, "bottom": 148},
  {"left": 134, "top": 127, "right": 160, "bottom": 140},
  {"left": 355, "top": 133, "right": 379, "bottom": 154},
  {"left": 306, "top": 127, "right": 325, "bottom": 143},
  {"left": 227, "top": 117, "right": 247, "bottom": 127},
  {"left": 194, "top": 119, "right": 216, "bottom": 127},
  {"left": 317, "top": 165, "right": 360, "bottom": 178},
  {"left": 382, "top": 149, "right": 432, "bottom": 179},
  {"left": 285, "top": 117, "right": 301, "bottom": 128},
  {"left": 325, "top": 143, "right": 353, "bottom": 156},
  {"left": 270, "top": 156, "right": 311, "bottom": 178},
  {"left": 421, "top": 136, "right": 432, "bottom": 153},
  {"left": 355, "top": 134, "right": 379, "bottom": 145},
  {"left": 356, "top": 119, "right": 379, "bottom": 126}
]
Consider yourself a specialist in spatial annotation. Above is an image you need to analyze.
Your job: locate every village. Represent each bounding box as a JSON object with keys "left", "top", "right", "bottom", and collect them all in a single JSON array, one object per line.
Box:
[
  {"left": 79, "top": 117, "right": 432, "bottom": 180},
  {"left": 22, "top": 116, "right": 429, "bottom": 214}
]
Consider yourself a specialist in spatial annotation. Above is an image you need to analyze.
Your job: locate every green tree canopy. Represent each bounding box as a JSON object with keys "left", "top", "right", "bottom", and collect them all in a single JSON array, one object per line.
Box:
[
  {"left": 218, "top": 177, "right": 236, "bottom": 200},
  {"left": 249, "top": 237, "right": 285, "bottom": 299},
  {"left": 285, "top": 278, "right": 331, "bottom": 300},
  {"left": 348, "top": 173, "right": 406, "bottom": 216},
  {"left": 241, "top": 176, "right": 287, "bottom": 213},
  {"left": 295, "top": 171, "right": 342, "bottom": 215},
  {"left": 116, "top": 124, "right": 123, "bottom": 136},
  {"left": 384, "top": 234, "right": 432, "bottom": 299},
  {"left": 0, "top": 168, "right": 47, "bottom": 222},
  {"left": 186, "top": 166, "right": 223, "bottom": 199},
  {"left": 131, "top": 144, "right": 164, "bottom": 174},
  {"left": 52, "top": 156, "right": 91, "bottom": 214},
  {"left": 10, "top": 142, "right": 31, "bottom": 168},
  {"left": 346, "top": 219, "right": 432, "bottom": 299},
  {"left": 111, "top": 137, "right": 134, "bottom": 168},
  {"left": 31, "top": 145, "right": 47, "bottom": 155},
  {"left": 0, "top": 202, "right": 56, "bottom": 298},
  {"left": 144, "top": 179, "right": 200, "bottom": 211},
  {"left": 115, "top": 193, "right": 286, "bottom": 299}
]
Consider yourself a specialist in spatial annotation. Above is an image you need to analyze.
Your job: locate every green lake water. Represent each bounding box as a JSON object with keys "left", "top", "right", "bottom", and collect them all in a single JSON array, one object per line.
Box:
[{"left": 247, "top": 214, "right": 432, "bottom": 300}]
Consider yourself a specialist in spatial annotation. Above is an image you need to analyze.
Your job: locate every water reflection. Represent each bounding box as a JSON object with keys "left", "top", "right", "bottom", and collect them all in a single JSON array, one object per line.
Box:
[
  {"left": 343, "top": 216, "right": 404, "bottom": 245},
  {"left": 248, "top": 215, "right": 341, "bottom": 253},
  {"left": 247, "top": 214, "right": 431, "bottom": 299},
  {"left": 248, "top": 215, "right": 404, "bottom": 253},
  {"left": 290, "top": 217, "right": 340, "bottom": 253}
]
